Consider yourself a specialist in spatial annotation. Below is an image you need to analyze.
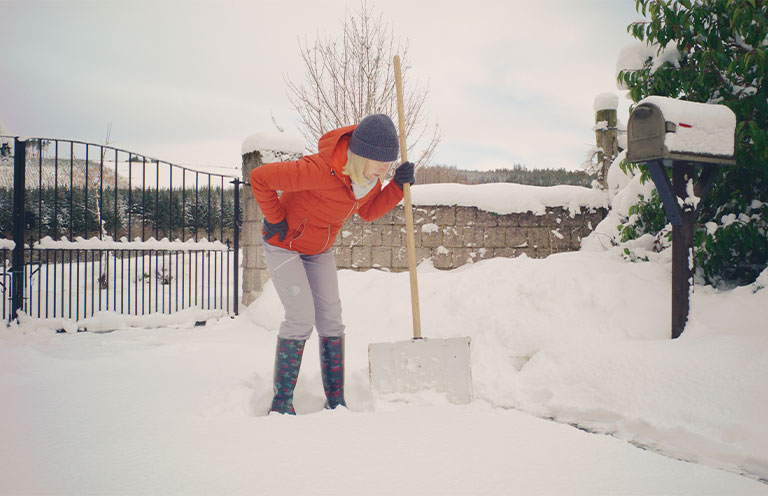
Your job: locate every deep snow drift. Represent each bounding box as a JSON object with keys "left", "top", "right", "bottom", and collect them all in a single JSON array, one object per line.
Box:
[{"left": 2, "top": 247, "right": 767, "bottom": 495}]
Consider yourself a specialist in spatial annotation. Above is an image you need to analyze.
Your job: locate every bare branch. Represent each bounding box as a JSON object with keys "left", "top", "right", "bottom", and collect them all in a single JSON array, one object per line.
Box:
[{"left": 283, "top": 1, "right": 440, "bottom": 165}]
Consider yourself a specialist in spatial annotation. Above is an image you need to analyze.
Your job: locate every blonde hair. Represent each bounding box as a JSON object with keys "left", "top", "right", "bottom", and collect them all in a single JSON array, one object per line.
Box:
[{"left": 343, "top": 150, "right": 368, "bottom": 185}]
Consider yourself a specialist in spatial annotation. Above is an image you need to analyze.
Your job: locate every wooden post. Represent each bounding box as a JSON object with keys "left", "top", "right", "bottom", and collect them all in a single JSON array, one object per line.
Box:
[
  {"left": 671, "top": 163, "right": 696, "bottom": 339},
  {"left": 595, "top": 108, "right": 618, "bottom": 188}
]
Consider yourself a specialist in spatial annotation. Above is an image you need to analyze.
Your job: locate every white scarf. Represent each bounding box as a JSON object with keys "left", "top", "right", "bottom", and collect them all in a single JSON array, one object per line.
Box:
[{"left": 351, "top": 177, "right": 377, "bottom": 199}]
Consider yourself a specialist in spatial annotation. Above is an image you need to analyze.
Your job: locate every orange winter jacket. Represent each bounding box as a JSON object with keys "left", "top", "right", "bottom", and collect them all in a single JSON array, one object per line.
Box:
[{"left": 249, "top": 125, "right": 404, "bottom": 255}]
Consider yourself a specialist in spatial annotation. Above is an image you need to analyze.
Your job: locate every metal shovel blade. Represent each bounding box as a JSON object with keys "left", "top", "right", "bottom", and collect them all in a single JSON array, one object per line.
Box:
[{"left": 368, "top": 337, "right": 473, "bottom": 404}]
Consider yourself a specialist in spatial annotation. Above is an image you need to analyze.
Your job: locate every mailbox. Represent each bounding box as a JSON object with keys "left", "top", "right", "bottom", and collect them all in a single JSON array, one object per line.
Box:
[
  {"left": 627, "top": 96, "right": 736, "bottom": 166},
  {"left": 625, "top": 96, "right": 738, "bottom": 339}
]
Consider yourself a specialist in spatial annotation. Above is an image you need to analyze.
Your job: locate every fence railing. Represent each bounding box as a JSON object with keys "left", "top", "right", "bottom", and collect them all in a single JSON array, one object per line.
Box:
[{"left": 0, "top": 136, "right": 242, "bottom": 325}]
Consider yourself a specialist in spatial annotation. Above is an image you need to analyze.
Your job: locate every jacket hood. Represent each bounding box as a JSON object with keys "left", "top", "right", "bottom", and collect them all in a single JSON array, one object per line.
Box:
[{"left": 317, "top": 125, "right": 356, "bottom": 176}]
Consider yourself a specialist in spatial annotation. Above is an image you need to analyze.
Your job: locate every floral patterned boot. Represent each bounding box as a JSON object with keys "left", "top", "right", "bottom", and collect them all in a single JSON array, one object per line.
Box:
[
  {"left": 320, "top": 336, "right": 347, "bottom": 409},
  {"left": 270, "top": 337, "right": 306, "bottom": 415}
]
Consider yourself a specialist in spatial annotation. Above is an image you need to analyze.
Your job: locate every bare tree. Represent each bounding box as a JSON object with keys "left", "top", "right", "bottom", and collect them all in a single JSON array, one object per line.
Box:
[
  {"left": 285, "top": 2, "right": 440, "bottom": 168},
  {"left": 0, "top": 121, "right": 11, "bottom": 158},
  {"left": 98, "top": 122, "right": 112, "bottom": 290}
]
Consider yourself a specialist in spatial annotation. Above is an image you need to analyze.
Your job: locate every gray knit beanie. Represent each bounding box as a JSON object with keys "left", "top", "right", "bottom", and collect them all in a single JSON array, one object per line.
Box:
[{"left": 349, "top": 114, "right": 399, "bottom": 162}]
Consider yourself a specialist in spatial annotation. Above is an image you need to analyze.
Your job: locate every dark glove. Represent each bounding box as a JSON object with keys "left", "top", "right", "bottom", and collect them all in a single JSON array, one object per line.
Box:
[
  {"left": 393, "top": 161, "right": 415, "bottom": 189},
  {"left": 262, "top": 218, "right": 288, "bottom": 242}
]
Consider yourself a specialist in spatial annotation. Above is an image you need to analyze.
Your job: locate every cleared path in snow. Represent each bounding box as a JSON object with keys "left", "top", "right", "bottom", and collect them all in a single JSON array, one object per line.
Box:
[{"left": 2, "top": 321, "right": 766, "bottom": 496}]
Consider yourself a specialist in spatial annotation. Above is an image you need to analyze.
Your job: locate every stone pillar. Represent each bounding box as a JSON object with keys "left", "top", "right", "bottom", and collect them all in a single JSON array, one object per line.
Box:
[{"left": 240, "top": 134, "right": 304, "bottom": 306}]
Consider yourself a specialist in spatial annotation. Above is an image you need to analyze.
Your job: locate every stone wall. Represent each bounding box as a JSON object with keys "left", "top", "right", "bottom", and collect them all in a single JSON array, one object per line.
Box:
[
  {"left": 332, "top": 205, "right": 606, "bottom": 272},
  {"left": 241, "top": 147, "right": 607, "bottom": 305}
]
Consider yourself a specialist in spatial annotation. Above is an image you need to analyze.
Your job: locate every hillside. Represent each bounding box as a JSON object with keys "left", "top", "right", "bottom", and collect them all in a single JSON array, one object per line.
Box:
[
  {"left": 416, "top": 164, "right": 593, "bottom": 187},
  {"left": 0, "top": 156, "right": 131, "bottom": 191}
]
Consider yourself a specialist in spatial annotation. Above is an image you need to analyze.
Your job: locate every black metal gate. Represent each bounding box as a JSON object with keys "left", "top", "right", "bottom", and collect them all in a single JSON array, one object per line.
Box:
[{"left": 0, "top": 136, "right": 241, "bottom": 325}]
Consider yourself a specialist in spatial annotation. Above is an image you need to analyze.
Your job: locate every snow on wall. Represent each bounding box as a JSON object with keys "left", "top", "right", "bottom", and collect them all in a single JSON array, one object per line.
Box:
[
  {"left": 409, "top": 183, "right": 608, "bottom": 217},
  {"left": 241, "top": 132, "right": 304, "bottom": 156}
]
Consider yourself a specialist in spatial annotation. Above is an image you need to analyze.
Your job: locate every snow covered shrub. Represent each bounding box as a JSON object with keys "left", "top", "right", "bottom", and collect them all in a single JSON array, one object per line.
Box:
[
  {"left": 696, "top": 200, "right": 768, "bottom": 286},
  {"left": 608, "top": 158, "right": 670, "bottom": 253},
  {"left": 617, "top": 187, "right": 668, "bottom": 245},
  {"left": 617, "top": 0, "right": 768, "bottom": 286}
]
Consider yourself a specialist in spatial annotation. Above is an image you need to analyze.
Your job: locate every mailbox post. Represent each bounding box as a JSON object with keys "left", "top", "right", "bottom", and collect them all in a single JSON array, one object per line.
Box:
[{"left": 627, "top": 96, "right": 736, "bottom": 339}]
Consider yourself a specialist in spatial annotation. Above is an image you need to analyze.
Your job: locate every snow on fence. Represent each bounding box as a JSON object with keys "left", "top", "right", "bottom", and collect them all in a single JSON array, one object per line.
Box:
[{"left": 241, "top": 136, "right": 608, "bottom": 305}]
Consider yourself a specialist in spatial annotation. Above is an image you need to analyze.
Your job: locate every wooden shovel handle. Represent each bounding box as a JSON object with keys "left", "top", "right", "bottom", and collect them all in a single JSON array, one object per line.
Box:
[{"left": 393, "top": 55, "right": 422, "bottom": 339}]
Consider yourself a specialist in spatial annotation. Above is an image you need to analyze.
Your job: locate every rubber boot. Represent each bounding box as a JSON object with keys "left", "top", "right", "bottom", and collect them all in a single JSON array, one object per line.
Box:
[
  {"left": 270, "top": 337, "right": 306, "bottom": 415},
  {"left": 320, "top": 336, "right": 347, "bottom": 409}
]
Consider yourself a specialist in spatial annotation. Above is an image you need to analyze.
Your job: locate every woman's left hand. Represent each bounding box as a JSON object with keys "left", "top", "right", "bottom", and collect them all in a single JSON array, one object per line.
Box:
[{"left": 393, "top": 161, "right": 415, "bottom": 188}]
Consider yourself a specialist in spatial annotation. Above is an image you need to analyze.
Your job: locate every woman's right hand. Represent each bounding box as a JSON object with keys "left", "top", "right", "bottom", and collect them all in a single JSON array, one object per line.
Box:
[{"left": 262, "top": 218, "right": 288, "bottom": 242}]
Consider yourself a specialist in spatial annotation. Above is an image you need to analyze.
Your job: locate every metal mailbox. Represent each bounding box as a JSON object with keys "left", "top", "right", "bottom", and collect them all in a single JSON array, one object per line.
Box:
[
  {"left": 625, "top": 96, "right": 738, "bottom": 339},
  {"left": 627, "top": 96, "right": 736, "bottom": 166}
]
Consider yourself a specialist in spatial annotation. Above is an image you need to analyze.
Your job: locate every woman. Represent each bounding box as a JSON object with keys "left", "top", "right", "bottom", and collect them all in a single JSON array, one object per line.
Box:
[{"left": 250, "top": 114, "right": 415, "bottom": 415}]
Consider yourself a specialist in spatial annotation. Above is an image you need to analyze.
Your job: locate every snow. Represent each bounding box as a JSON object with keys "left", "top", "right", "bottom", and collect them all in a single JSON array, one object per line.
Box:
[
  {"left": 593, "top": 120, "right": 609, "bottom": 131},
  {"left": 722, "top": 213, "right": 739, "bottom": 227},
  {"left": 2, "top": 151, "right": 766, "bottom": 493},
  {"left": 2, "top": 248, "right": 768, "bottom": 494},
  {"left": 594, "top": 92, "right": 619, "bottom": 112},
  {"left": 683, "top": 178, "right": 701, "bottom": 210},
  {"left": 650, "top": 41, "right": 682, "bottom": 73},
  {"left": 605, "top": 150, "right": 634, "bottom": 203},
  {"left": 33, "top": 235, "right": 230, "bottom": 252},
  {"left": 421, "top": 222, "right": 439, "bottom": 233},
  {"left": 616, "top": 42, "right": 682, "bottom": 89},
  {"left": 618, "top": 116, "right": 628, "bottom": 150},
  {"left": 15, "top": 307, "right": 224, "bottom": 334},
  {"left": 583, "top": 150, "right": 660, "bottom": 253},
  {"left": 409, "top": 183, "right": 609, "bottom": 216},
  {"left": 616, "top": 42, "right": 656, "bottom": 89},
  {"left": 241, "top": 131, "right": 305, "bottom": 156},
  {"left": 639, "top": 96, "right": 737, "bottom": 158}
]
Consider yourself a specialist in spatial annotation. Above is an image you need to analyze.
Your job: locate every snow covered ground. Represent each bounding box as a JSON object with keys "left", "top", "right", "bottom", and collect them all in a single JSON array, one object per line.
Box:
[{"left": 2, "top": 246, "right": 767, "bottom": 495}]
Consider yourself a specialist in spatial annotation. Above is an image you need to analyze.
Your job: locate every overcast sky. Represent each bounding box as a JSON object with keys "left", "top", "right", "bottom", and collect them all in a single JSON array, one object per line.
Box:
[{"left": 1, "top": 0, "right": 642, "bottom": 174}]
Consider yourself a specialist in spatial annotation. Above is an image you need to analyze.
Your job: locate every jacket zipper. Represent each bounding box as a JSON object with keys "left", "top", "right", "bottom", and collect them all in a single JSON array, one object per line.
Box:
[{"left": 343, "top": 201, "right": 359, "bottom": 222}]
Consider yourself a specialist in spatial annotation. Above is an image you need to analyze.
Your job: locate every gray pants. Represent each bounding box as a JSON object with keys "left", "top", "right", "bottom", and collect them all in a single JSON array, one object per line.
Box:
[{"left": 262, "top": 239, "right": 345, "bottom": 340}]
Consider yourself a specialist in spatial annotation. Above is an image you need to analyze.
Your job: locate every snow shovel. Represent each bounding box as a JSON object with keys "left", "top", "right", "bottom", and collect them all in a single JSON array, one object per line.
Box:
[{"left": 367, "top": 56, "right": 472, "bottom": 405}]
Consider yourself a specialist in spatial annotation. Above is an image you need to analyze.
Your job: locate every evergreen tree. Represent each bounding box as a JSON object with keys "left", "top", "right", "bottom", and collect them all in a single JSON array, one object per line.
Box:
[{"left": 618, "top": 0, "right": 768, "bottom": 286}]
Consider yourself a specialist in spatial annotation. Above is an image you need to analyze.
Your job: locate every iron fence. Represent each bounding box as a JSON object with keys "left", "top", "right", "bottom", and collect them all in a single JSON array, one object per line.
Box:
[{"left": 0, "top": 136, "right": 242, "bottom": 325}]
